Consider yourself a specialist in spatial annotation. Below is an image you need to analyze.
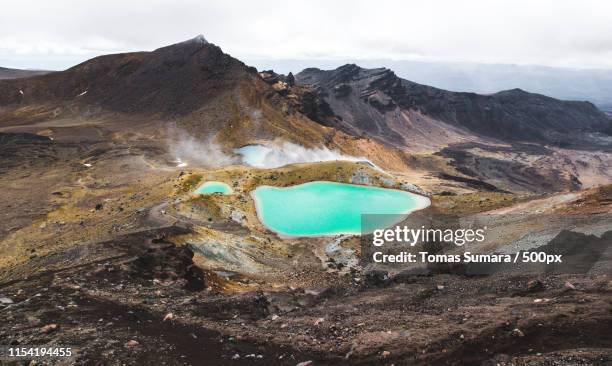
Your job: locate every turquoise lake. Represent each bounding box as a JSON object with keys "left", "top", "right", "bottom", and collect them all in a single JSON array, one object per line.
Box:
[
  {"left": 195, "top": 181, "right": 233, "bottom": 195},
  {"left": 251, "top": 181, "right": 430, "bottom": 236}
]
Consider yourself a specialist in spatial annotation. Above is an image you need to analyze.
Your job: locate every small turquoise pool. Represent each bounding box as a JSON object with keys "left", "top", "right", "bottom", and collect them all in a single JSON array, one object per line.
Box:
[
  {"left": 252, "top": 181, "right": 429, "bottom": 236},
  {"left": 195, "top": 181, "right": 233, "bottom": 195}
]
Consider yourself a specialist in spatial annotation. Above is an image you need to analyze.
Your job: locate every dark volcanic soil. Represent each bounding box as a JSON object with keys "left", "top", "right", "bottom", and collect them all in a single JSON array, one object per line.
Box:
[
  {"left": 0, "top": 127, "right": 610, "bottom": 365},
  {"left": 1, "top": 225, "right": 611, "bottom": 365}
]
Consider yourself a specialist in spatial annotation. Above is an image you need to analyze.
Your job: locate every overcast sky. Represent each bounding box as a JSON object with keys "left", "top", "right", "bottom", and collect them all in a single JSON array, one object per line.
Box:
[{"left": 2, "top": 0, "right": 612, "bottom": 70}]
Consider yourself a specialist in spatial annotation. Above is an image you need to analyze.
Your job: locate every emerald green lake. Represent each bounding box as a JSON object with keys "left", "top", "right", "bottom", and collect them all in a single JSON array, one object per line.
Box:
[
  {"left": 195, "top": 181, "right": 233, "bottom": 195},
  {"left": 252, "top": 181, "right": 430, "bottom": 236}
]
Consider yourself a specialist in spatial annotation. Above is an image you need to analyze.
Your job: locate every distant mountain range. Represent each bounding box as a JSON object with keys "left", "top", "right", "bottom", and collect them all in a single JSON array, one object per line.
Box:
[
  {"left": 2, "top": 37, "right": 611, "bottom": 147},
  {"left": 296, "top": 64, "right": 611, "bottom": 149},
  {"left": 247, "top": 59, "right": 612, "bottom": 112},
  {"left": 0, "top": 67, "right": 50, "bottom": 80}
]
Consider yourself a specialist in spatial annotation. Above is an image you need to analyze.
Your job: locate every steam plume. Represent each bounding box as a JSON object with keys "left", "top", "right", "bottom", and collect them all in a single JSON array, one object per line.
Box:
[
  {"left": 235, "top": 141, "right": 374, "bottom": 169},
  {"left": 166, "top": 128, "right": 237, "bottom": 168}
]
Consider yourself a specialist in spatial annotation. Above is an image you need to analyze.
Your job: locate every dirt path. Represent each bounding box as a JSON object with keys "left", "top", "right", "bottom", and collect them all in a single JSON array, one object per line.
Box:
[{"left": 489, "top": 192, "right": 580, "bottom": 214}]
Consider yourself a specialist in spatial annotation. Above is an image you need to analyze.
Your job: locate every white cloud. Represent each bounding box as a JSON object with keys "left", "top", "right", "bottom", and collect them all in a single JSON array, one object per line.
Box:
[{"left": 1, "top": 0, "right": 612, "bottom": 70}]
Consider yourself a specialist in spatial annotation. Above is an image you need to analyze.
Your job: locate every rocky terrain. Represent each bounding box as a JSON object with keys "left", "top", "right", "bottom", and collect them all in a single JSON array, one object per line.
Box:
[
  {"left": 0, "top": 37, "right": 610, "bottom": 365},
  {"left": 296, "top": 65, "right": 611, "bottom": 147},
  {"left": 296, "top": 65, "right": 612, "bottom": 193}
]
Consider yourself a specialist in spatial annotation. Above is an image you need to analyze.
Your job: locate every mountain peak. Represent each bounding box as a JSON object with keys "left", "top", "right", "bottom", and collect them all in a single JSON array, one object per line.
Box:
[
  {"left": 0, "top": 35, "right": 251, "bottom": 116},
  {"left": 188, "top": 34, "right": 208, "bottom": 44},
  {"left": 155, "top": 35, "right": 210, "bottom": 51},
  {"left": 496, "top": 88, "right": 528, "bottom": 95},
  {"left": 337, "top": 63, "right": 362, "bottom": 71}
]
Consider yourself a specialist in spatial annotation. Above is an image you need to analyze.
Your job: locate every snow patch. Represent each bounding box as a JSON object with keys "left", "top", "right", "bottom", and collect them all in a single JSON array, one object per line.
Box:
[{"left": 191, "top": 34, "right": 208, "bottom": 44}]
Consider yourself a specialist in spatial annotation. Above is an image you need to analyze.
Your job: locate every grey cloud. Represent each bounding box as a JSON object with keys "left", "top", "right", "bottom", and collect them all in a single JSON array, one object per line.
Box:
[{"left": 1, "top": 0, "right": 612, "bottom": 70}]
